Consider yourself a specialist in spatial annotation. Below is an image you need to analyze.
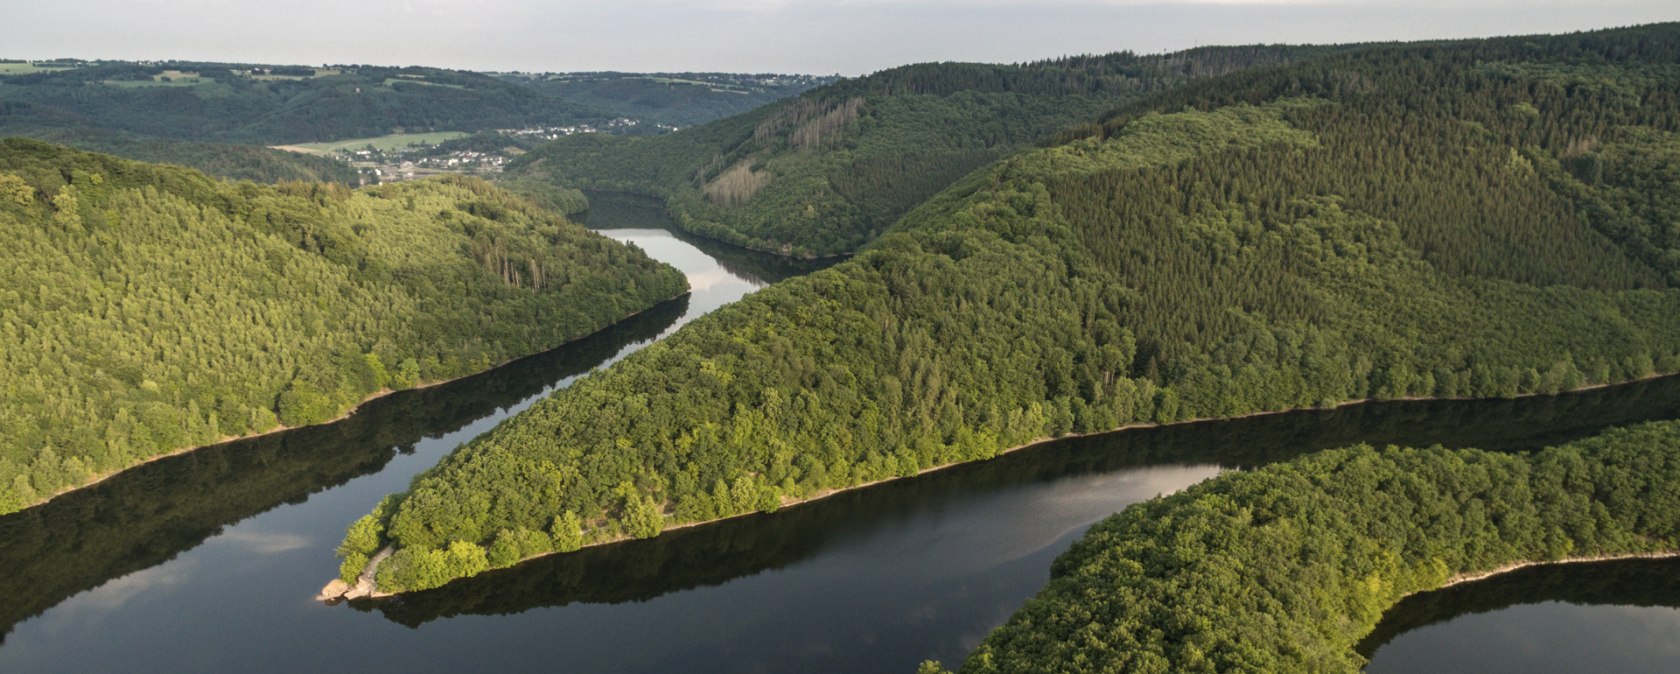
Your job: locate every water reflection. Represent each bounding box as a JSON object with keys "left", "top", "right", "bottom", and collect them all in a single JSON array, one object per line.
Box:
[
  {"left": 0, "top": 194, "right": 832, "bottom": 674},
  {"left": 1361, "top": 558, "right": 1680, "bottom": 673},
  {"left": 0, "top": 298, "right": 685, "bottom": 643},
  {"left": 581, "top": 191, "right": 839, "bottom": 287},
  {"left": 353, "top": 376, "right": 1680, "bottom": 673},
  {"left": 1, "top": 187, "right": 1678, "bottom": 671}
]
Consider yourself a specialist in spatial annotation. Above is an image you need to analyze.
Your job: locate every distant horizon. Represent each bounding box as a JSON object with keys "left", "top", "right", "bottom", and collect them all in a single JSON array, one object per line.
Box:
[
  {"left": 1, "top": 2, "right": 1674, "bottom": 77},
  {"left": 2, "top": 18, "right": 1671, "bottom": 78}
]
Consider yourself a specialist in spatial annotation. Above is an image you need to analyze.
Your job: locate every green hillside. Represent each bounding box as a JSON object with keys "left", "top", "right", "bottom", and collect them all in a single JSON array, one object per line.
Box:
[
  {"left": 495, "top": 71, "right": 836, "bottom": 128},
  {"left": 7, "top": 126, "right": 361, "bottom": 184},
  {"left": 345, "top": 24, "right": 1680, "bottom": 593},
  {"left": 506, "top": 46, "right": 1327, "bottom": 257},
  {"left": 0, "top": 139, "right": 687, "bottom": 514},
  {"left": 0, "top": 62, "right": 830, "bottom": 185},
  {"left": 0, "top": 62, "right": 600, "bottom": 145},
  {"left": 944, "top": 420, "right": 1680, "bottom": 673}
]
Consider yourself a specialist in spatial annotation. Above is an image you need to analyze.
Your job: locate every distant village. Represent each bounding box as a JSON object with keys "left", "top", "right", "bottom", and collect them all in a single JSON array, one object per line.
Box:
[
  {"left": 351, "top": 149, "right": 507, "bottom": 183},
  {"left": 332, "top": 117, "right": 691, "bottom": 184},
  {"left": 498, "top": 117, "right": 680, "bottom": 141}
]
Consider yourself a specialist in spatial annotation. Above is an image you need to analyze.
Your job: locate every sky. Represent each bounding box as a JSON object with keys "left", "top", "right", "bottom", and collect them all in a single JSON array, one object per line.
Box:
[{"left": 2, "top": 0, "right": 1675, "bottom": 76}]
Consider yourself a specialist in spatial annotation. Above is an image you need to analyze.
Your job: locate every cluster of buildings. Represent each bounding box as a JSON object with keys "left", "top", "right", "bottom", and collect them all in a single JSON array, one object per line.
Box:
[
  {"left": 498, "top": 117, "right": 652, "bottom": 140},
  {"left": 414, "top": 150, "right": 506, "bottom": 170}
]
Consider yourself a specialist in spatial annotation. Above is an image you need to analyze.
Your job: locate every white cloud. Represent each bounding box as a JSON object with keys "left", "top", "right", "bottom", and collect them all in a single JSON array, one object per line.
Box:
[{"left": 216, "top": 530, "right": 313, "bottom": 555}]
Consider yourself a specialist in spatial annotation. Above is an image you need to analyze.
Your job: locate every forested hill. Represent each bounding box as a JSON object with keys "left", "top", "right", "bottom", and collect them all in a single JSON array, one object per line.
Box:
[
  {"left": 947, "top": 420, "right": 1680, "bottom": 673},
  {"left": 0, "top": 62, "right": 828, "bottom": 185},
  {"left": 0, "top": 139, "right": 687, "bottom": 514},
  {"left": 504, "top": 45, "right": 1330, "bottom": 257},
  {"left": 0, "top": 62, "right": 597, "bottom": 145},
  {"left": 492, "top": 72, "right": 837, "bottom": 128},
  {"left": 345, "top": 24, "right": 1680, "bottom": 593},
  {"left": 10, "top": 126, "right": 361, "bottom": 185}
]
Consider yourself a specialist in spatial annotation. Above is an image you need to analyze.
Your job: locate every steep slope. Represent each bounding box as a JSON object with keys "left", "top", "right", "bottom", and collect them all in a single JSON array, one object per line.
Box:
[
  {"left": 506, "top": 47, "right": 1328, "bottom": 257},
  {"left": 346, "top": 24, "right": 1680, "bottom": 592},
  {"left": 0, "top": 139, "right": 687, "bottom": 514},
  {"left": 948, "top": 420, "right": 1680, "bottom": 673}
]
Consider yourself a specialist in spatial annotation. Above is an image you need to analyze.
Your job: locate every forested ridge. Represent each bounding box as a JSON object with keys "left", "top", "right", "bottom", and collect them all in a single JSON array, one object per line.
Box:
[
  {"left": 493, "top": 72, "right": 836, "bottom": 128},
  {"left": 11, "top": 126, "right": 361, "bottom": 184},
  {"left": 0, "top": 297, "right": 684, "bottom": 642},
  {"left": 939, "top": 420, "right": 1680, "bottom": 673},
  {"left": 345, "top": 24, "right": 1680, "bottom": 593},
  {"left": 506, "top": 45, "right": 1331, "bottom": 257},
  {"left": 0, "top": 61, "right": 826, "bottom": 186},
  {"left": 0, "top": 139, "right": 687, "bottom": 514},
  {"left": 0, "top": 62, "right": 599, "bottom": 145}
]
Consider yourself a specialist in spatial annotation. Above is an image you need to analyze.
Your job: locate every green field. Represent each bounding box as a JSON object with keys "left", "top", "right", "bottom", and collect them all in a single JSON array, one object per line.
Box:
[
  {"left": 288, "top": 131, "right": 470, "bottom": 153},
  {"left": 383, "top": 77, "right": 465, "bottom": 90},
  {"left": 0, "top": 62, "right": 79, "bottom": 75},
  {"left": 102, "top": 70, "right": 210, "bottom": 88},
  {"left": 249, "top": 67, "right": 342, "bottom": 81}
]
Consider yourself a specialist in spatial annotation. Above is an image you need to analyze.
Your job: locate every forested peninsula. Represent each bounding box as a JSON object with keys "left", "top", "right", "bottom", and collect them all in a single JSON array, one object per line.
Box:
[
  {"left": 344, "top": 25, "right": 1680, "bottom": 593},
  {"left": 506, "top": 46, "right": 1331, "bottom": 257},
  {"left": 0, "top": 139, "right": 687, "bottom": 514},
  {"left": 935, "top": 420, "right": 1680, "bottom": 673}
]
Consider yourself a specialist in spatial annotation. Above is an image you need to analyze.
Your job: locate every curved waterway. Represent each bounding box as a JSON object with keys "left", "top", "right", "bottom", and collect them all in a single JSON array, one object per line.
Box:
[
  {"left": 1361, "top": 557, "right": 1680, "bottom": 673},
  {"left": 1, "top": 194, "right": 1679, "bottom": 672}
]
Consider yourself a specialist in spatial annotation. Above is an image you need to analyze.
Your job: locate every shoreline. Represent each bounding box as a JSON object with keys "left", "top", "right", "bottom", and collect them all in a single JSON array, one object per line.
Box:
[
  {"left": 347, "top": 369, "right": 1680, "bottom": 599},
  {"left": 582, "top": 189, "right": 855, "bottom": 261},
  {"left": 669, "top": 216, "right": 856, "bottom": 261},
  {"left": 11, "top": 295, "right": 687, "bottom": 516},
  {"left": 1428, "top": 550, "right": 1680, "bottom": 593}
]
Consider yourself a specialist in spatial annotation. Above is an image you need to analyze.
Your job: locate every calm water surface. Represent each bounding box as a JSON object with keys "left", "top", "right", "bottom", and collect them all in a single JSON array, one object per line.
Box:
[
  {"left": 1362, "top": 558, "right": 1680, "bottom": 673},
  {"left": 1, "top": 194, "right": 1678, "bottom": 672}
]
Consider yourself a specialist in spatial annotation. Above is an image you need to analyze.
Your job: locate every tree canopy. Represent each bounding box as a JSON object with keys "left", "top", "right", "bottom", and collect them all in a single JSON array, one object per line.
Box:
[
  {"left": 946, "top": 420, "right": 1680, "bottom": 673},
  {"left": 505, "top": 45, "right": 1334, "bottom": 257},
  {"left": 0, "top": 139, "right": 686, "bottom": 514},
  {"left": 346, "top": 23, "right": 1680, "bottom": 593}
]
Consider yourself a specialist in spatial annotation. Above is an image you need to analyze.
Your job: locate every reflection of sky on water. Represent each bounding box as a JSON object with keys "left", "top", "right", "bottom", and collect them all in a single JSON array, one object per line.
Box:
[
  {"left": 215, "top": 530, "right": 313, "bottom": 555},
  {"left": 0, "top": 225, "right": 776, "bottom": 674},
  {"left": 596, "top": 228, "right": 771, "bottom": 332},
  {"left": 858, "top": 465, "right": 1223, "bottom": 578},
  {"left": 386, "top": 463, "right": 1223, "bottom": 674},
  {"left": 6, "top": 213, "right": 1679, "bottom": 673},
  {"left": 1367, "top": 602, "right": 1680, "bottom": 673}
]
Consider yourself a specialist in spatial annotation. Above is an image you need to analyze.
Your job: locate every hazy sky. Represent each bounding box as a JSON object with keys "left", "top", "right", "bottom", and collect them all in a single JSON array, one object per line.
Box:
[{"left": 3, "top": 1, "right": 1675, "bottom": 75}]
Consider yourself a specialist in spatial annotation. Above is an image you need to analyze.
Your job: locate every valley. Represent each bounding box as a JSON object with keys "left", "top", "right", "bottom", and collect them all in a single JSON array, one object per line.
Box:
[{"left": 3, "top": 16, "right": 1679, "bottom": 674}]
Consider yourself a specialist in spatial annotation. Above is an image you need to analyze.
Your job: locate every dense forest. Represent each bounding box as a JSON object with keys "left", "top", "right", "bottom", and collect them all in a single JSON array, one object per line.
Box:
[
  {"left": 344, "top": 24, "right": 1680, "bottom": 593},
  {"left": 0, "top": 62, "right": 602, "bottom": 145},
  {"left": 8, "top": 126, "right": 361, "bottom": 184},
  {"left": 505, "top": 45, "right": 1334, "bottom": 257},
  {"left": 937, "top": 420, "right": 1680, "bottom": 673},
  {"left": 0, "top": 139, "right": 687, "bottom": 514},
  {"left": 0, "top": 61, "right": 826, "bottom": 186},
  {"left": 494, "top": 71, "right": 836, "bottom": 128},
  {"left": 1355, "top": 555, "right": 1680, "bottom": 661},
  {"left": 365, "top": 374, "right": 1680, "bottom": 629},
  {"left": 0, "top": 298, "right": 683, "bottom": 643}
]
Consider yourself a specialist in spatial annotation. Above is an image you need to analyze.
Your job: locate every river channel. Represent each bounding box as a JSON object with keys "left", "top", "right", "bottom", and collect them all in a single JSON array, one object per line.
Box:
[{"left": 0, "top": 194, "right": 1676, "bottom": 672}]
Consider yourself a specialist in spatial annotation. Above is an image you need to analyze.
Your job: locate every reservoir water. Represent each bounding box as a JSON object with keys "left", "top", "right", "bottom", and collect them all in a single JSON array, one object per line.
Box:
[
  {"left": 1, "top": 194, "right": 1677, "bottom": 672},
  {"left": 1361, "top": 557, "right": 1680, "bottom": 673}
]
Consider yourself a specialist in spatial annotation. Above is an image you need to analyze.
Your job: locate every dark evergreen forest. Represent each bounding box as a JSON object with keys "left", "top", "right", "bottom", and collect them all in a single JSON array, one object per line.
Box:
[
  {"left": 506, "top": 46, "right": 1334, "bottom": 257},
  {"left": 947, "top": 420, "right": 1680, "bottom": 673},
  {"left": 346, "top": 24, "right": 1680, "bottom": 592}
]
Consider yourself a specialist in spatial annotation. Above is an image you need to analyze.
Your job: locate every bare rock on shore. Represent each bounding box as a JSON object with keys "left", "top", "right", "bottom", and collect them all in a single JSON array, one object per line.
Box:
[
  {"left": 317, "top": 579, "right": 351, "bottom": 602},
  {"left": 342, "top": 577, "right": 377, "bottom": 600}
]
